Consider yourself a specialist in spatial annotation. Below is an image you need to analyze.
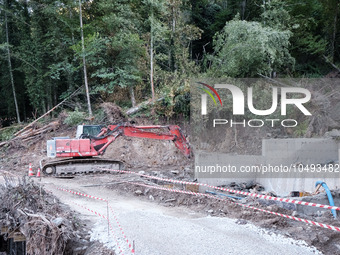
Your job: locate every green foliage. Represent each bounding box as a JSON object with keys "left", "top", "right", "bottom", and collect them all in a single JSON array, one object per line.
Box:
[
  {"left": 71, "top": 1, "right": 147, "bottom": 96},
  {"left": 210, "top": 17, "right": 295, "bottom": 77},
  {"left": 63, "top": 110, "right": 86, "bottom": 126},
  {"left": 93, "top": 108, "right": 106, "bottom": 124},
  {"left": 0, "top": 125, "right": 22, "bottom": 142},
  {"left": 288, "top": 0, "right": 327, "bottom": 55},
  {"left": 1, "top": 0, "right": 340, "bottom": 122},
  {"left": 293, "top": 119, "right": 309, "bottom": 137},
  {"left": 261, "top": 0, "right": 291, "bottom": 30},
  {"left": 154, "top": 77, "right": 191, "bottom": 119}
]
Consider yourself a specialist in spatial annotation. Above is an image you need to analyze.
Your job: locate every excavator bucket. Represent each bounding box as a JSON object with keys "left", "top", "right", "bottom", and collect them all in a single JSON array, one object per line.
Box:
[{"left": 168, "top": 126, "right": 191, "bottom": 158}]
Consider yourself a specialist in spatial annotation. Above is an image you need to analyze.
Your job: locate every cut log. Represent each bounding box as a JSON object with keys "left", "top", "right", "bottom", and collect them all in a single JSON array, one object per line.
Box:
[
  {"left": 17, "top": 121, "right": 59, "bottom": 139},
  {"left": 125, "top": 97, "right": 164, "bottom": 115},
  {"left": 14, "top": 232, "right": 26, "bottom": 242},
  {"left": 0, "top": 121, "right": 60, "bottom": 148}
]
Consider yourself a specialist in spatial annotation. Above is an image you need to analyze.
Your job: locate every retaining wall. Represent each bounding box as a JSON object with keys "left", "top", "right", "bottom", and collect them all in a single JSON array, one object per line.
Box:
[{"left": 195, "top": 138, "right": 340, "bottom": 196}]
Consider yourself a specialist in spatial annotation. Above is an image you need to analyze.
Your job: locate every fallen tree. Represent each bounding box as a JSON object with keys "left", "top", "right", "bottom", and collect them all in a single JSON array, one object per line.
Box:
[
  {"left": 0, "top": 121, "right": 60, "bottom": 148},
  {"left": 125, "top": 97, "right": 164, "bottom": 115}
]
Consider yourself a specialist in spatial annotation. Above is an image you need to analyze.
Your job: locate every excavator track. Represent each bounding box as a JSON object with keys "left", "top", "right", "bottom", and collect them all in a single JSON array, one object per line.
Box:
[{"left": 42, "top": 158, "right": 123, "bottom": 177}]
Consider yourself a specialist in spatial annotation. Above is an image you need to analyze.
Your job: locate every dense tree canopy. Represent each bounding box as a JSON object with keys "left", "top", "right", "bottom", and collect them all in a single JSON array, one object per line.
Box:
[
  {"left": 0, "top": 0, "right": 339, "bottom": 124},
  {"left": 210, "top": 17, "right": 294, "bottom": 77}
]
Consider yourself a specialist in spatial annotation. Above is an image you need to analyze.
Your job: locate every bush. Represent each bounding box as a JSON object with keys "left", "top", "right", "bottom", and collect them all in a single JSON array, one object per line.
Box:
[
  {"left": 63, "top": 110, "right": 86, "bottom": 125},
  {"left": 0, "top": 125, "right": 22, "bottom": 142},
  {"left": 154, "top": 79, "right": 191, "bottom": 119}
]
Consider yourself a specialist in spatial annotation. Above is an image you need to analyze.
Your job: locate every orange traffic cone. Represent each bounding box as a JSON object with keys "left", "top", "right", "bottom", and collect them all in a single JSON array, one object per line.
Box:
[
  {"left": 28, "top": 163, "right": 34, "bottom": 177},
  {"left": 36, "top": 168, "right": 41, "bottom": 177}
]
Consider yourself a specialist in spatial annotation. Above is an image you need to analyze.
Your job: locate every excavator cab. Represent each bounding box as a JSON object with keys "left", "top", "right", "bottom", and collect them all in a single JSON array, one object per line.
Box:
[
  {"left": 75, "top": 125, "right": 102, "bottom": 138},
  {"left": 47, "top": 125, "right": 102, "bottom": 158}
]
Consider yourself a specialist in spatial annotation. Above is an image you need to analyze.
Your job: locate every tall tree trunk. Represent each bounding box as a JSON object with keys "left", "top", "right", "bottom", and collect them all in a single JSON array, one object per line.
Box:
[
  {"left": 79, "top": 0, "right": 92, "bottom": 117},
  {"left": 222, "top": 0, "right": 228, "bottom": 9},
  {"left": 241, "top": 0, "right": 247, "bottom": 20},
  {"left": 262, "top": 0, "right": 266, "bottom": 25},
  {"left": 129, "top": 86, "right": 136, "bottom": 107},
  {"left": 5, "top": 11, "right": 21, "bottom": 123},
  {"left": 150, "top": 14, "right": 155, "bottom": 102},
  {"left": 170, "top": 3, "right": 176, "bottom": 71},
  {"left": 331, "top": 2, "right": 339, "bottom": 62},
  {"left": 70, "top": 7, "right": 75, "bottom": 44}
]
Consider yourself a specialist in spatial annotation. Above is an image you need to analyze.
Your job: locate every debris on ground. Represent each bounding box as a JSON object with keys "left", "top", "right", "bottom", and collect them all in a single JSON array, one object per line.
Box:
[
  {"left": 222, "top": 181, "right": 266, "bottom": 194},
  {"left": 0, "top": 176, "right": 115, "bottom": 255},
  {"left": 100, "top": 103, "right": 127, "bottom": 123}
]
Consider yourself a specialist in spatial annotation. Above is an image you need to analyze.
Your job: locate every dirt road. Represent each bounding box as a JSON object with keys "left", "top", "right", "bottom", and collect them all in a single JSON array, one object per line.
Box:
[{"left": 37, "top": 175, "right": 321, "bottom": 255}]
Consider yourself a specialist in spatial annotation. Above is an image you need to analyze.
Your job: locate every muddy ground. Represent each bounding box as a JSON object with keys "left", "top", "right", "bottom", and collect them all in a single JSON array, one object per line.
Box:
[{"left": 1, "top": 119, "right": 340, "bottom": 254}]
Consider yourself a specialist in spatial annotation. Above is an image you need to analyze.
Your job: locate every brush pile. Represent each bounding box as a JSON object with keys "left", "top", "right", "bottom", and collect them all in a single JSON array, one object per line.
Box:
[
  {"left": 0, "top": 176, "right": 114, "bottom": 255},
  {"left": 0, "top": 121, "right": 60, "bottom": 148},
  {"left": 100, "top": 103, "right": 127, "bottom": 123}
]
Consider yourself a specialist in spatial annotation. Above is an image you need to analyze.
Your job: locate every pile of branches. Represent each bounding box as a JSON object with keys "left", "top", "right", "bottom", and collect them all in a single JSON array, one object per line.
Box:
[
  {"left": 0, "top": 120, "right": 59, "bottom": 148},
  {"left": 0, "top": 177, "right": 74, "bottom": 255},
  {"left": 100, "top": 102, "right": 127, "bottom": 123}
]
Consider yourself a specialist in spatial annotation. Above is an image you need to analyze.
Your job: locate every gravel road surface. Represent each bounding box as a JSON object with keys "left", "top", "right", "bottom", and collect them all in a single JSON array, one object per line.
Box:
[{"left": 40, "top": 176, "right": 321, "bottom": 255}]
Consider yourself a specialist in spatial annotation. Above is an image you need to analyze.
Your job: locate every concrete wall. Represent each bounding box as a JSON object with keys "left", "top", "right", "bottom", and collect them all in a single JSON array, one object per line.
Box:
[
  {"left": 260, "top": 138, "right": 339, "bottom": 195},
  {"left": 195, "top": 153, "right": 262, "bottom": 192},
  {"left": 263, "top": 138, "right": 338, "bottom": 166},
  {"left": 195, "top": 138, "right": 340, "bottom": 196}
]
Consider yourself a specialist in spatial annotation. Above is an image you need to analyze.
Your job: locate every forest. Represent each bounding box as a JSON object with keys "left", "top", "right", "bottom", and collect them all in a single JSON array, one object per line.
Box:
[{"left": 0, "top": 0, "right": 339, "bottom": 125}]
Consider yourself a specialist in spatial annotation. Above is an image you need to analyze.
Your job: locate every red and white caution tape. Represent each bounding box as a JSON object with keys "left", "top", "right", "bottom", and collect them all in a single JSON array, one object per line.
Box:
[
  {"left": 56, "top": 187, "right": 135, "bottom": 254},
  {"left": 129, "top": 182, "right": 219, "bottom": 200},
  {"left": 57, "top": 187, "right": 107, "bottom": 202},
  {"left": 242, "top": 204, "right": 340, "bottom": 232},
  {"left": 100, "top": 168, "right": 340, "bottom": 211},
  {"left": 127, "top": 182, "right": 340, "bottom": 232},
  {"left": 108, "top": 205, "right": 135, "bottom": 254},
  {"left": 72, "top": 201, "right": 125, "bottom": 255}
]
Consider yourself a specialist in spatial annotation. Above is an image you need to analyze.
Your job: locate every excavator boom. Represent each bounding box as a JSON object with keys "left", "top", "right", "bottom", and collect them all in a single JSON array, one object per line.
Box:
[{"left": 103, "top": 124, "right": 191, "bottom": 157}]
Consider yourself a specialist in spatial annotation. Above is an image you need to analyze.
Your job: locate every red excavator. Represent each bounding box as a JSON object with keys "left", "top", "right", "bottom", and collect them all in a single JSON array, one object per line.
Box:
[{"left": 42, "top": 123, "right": 191, "bottom": 175}]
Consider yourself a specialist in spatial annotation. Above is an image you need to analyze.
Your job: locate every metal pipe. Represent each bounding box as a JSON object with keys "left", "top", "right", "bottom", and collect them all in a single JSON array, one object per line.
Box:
[
  {"left": 315, "top": 181, "right": 337, "bottom": 219},
  {"left": 205, "top": 190, "right": 242, "bottom": 200}
]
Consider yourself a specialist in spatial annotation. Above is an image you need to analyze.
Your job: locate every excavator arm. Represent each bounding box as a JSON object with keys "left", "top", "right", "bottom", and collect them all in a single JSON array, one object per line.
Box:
[
  {"left": 105, "top": 124, "right": 191, "bottom": 157},
  {"left": 93, "top": 124, "right": 191, "bottom": 157}
]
